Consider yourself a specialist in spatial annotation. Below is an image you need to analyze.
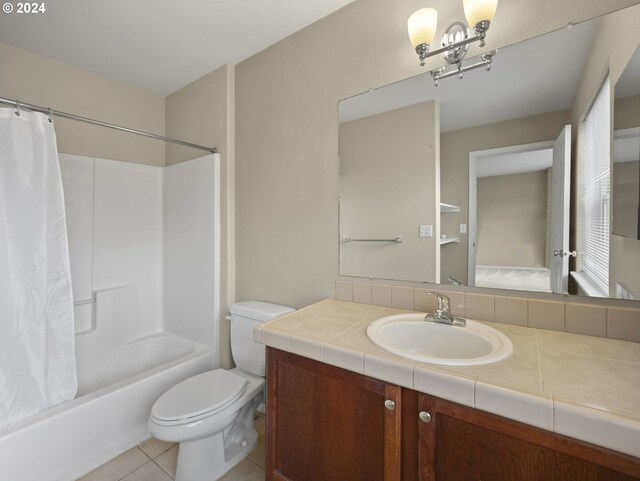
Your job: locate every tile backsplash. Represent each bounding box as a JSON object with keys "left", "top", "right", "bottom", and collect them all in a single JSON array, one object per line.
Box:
[{"left": 335, "top": 280, "right": 640, "bottom": 343}]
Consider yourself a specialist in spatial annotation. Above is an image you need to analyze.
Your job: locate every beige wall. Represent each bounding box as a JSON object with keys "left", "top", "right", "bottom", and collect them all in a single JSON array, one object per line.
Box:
[
  {"left": 477, "top": 171, "right": 549, "bottom": 267},
  {"left": 235, "top": 0, "right": 635, "bottom": 309},
  {"left": 339, "top": 101, "right": 439, "bottom": 282},
  {"left": 611, "top": 96, "right": 640, "bottom": 244},
  {"left": 0, "top": 42, "right": 165, "bottom": 166},
  {"left": 612, "top": 161, "right": 639, "bottom": 239},
  {"left": 165, "top": 65, "right": 232, "bottom": 166},
  {"left": 611, "top": 94, "right": 640, "bottom": 297},
  {"left": 614, "top": 95, "right": 640, "bottom": 130},
  {"left": 440, "top": 109, "right": 570, "bottom": 284},
  {"left": 570, "top": 4, "right": 640, "bottom": 298},
  {"left": 165, "top": 64, "right": 236, "bottom": 368}
]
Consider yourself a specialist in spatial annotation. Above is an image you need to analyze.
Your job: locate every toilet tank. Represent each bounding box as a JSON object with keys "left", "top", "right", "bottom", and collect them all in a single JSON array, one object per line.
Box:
[{"left": 230, "top": 300, "right": 295, "bottom": 377}]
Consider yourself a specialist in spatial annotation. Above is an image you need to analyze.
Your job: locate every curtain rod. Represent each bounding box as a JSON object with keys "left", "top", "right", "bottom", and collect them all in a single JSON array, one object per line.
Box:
[{"left": 0, "top": 97, "right": 217, "bottom": 154}]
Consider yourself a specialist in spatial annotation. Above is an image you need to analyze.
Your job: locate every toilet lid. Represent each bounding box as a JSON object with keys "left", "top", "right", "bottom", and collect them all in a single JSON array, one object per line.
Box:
[{"left": 151, "top": 369, "right": 247, "bottom": 423}]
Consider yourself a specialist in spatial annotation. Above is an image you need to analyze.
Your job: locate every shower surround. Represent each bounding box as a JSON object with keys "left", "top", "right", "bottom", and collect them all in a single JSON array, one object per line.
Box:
[{"left": 0, "top": 153, "right": 220, "bottom": 481}]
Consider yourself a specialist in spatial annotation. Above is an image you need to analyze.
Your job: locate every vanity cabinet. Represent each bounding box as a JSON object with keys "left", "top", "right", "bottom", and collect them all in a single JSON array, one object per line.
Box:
[
  {"left": 415, "top": 392, "right": 640, "bottom": 481},
  {"left": 266, "top": 348, "right": 640, "bottom": 481},
  {"left": 265, "top": 348, "right": 403, "bottom": 481}
]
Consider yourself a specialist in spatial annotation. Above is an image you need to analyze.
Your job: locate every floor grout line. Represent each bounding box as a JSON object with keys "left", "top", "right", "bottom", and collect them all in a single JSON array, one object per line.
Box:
[
  {"left": 246, "top": 456, "right": 265, "bottom": 471},
  {"left": 117, "top": 459, "right": 152, "bottom": 481},
  {"left": 153, "top": 458, "right": 175, "bottom": 480},
  {"left": 135, "top": 445, "right": 153, "bottom": 462}
]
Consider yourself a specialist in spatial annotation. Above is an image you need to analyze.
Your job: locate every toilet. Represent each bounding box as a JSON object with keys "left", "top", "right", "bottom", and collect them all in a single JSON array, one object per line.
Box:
[{"left": 149, "top": 300, "right": 294, "bottom": 481}]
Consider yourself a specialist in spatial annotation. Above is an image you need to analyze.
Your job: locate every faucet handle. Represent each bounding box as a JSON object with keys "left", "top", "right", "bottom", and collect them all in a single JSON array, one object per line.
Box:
[
  {"left": 437, "top": 293, "right": 450, "bottom": 312},
  {"left": 426, "top": 291, "right": 451, "bottom": 312}
]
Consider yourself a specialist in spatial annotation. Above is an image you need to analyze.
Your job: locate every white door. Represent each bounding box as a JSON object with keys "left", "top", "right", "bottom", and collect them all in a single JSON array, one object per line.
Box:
[{"left": 549, "top": 125, "right": 572, "bottom": 294}]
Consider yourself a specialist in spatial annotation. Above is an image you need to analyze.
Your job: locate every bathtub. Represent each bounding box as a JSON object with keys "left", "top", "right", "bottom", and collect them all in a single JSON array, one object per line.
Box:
[{"left": 0, "top": 331, "right": 213, "bottom": 481}]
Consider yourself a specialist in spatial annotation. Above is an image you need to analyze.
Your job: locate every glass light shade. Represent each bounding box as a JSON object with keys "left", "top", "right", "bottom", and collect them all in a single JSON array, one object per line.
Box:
[
  {"left": 407, "top": 8, "right": 438, "bottom": 48},
  {"left": 463, "top": 0, "right": 498, "bottom": 26}
]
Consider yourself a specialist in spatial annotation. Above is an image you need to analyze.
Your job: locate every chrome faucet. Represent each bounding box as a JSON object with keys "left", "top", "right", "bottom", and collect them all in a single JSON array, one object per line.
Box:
[{"left": 425, "top": 292, "right": 467, "bottom": 327}]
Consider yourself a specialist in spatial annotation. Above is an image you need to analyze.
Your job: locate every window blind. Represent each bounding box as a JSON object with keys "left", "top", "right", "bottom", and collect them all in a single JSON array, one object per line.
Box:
[{"left": 578, "top": 78, "right": 610, "bottom": 296}]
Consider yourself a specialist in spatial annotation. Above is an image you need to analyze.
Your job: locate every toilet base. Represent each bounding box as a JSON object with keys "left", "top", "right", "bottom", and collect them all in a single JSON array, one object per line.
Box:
[
  {"left": 175, "top": 429, "right": 258, "bottom": 481},
  {"left": 174, "top": 393, "right": 262, "bottom": 481}
]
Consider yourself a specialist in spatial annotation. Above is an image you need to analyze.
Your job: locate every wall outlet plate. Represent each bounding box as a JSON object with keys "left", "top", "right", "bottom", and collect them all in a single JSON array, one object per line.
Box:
[
  {"left": 460, "top": 224, "right": 467, "bottom": 234},
  {"left": 419, "top": 225, "right": 433, "bottom": 238}
]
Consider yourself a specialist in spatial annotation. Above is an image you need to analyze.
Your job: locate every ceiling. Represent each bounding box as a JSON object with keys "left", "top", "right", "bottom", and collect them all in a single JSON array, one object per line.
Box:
[
  {"left": 339, "top": 17, "right": 598, "bottom": 132},
  {"left": 0, "top": 0, "right": 355, "bottom": 95}
]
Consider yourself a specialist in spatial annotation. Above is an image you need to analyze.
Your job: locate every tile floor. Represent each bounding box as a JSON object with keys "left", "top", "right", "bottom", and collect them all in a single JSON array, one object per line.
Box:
[{"left": 78, "top": 413, "right": 265, "bottom": 481}]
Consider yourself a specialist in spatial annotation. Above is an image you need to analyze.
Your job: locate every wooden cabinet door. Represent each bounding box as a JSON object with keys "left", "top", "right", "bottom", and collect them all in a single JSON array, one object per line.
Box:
[
  {"left": 266, "top": 348, "right": 402, "bottom": 481},
  {"left": 417, "top": 393, "right": 640, "bottom": 481}
]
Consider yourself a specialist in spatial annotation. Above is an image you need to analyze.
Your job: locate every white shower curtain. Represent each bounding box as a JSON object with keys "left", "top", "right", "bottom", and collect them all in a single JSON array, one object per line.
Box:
[{"left": 0, "top": 107, "right": 77, "bottom": 426}]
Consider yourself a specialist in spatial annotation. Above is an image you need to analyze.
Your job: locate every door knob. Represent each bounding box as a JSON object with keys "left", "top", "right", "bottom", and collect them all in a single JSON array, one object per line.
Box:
[
  {"left": 419, "top": 411, "right": 432, "bottom": 423},
  {"left": 384, "top": 400, "right": 396, "bottom": 411}
]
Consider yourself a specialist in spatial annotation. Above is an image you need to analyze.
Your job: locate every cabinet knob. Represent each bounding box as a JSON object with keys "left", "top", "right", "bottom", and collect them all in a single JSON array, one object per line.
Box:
[
  {"left": 419, "top": 411, "right": 432, "bottom": 423},
  {"left": 384, "top": 399, "right": 396, "bottom": 411}
]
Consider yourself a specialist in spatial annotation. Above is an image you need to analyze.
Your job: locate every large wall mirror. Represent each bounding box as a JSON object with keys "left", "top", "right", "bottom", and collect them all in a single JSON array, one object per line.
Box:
[{"left": 338, "top": 4, "right": 640, "bottom": 302}]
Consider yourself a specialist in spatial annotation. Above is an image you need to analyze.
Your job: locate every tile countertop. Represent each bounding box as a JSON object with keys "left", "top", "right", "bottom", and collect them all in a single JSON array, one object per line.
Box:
[{"left": 254, "top": 299, "right": 640, "bottom": 459}]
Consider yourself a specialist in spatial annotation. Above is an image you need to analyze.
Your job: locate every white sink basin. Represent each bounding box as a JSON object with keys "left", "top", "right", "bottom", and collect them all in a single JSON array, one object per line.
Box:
[{"left": 366, "top": 313, "right": 513, "bottom": 366}]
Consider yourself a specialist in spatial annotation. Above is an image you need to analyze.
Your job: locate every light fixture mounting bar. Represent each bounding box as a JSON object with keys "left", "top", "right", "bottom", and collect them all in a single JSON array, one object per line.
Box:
[
  {"left": 417, "top": 33, "right": 482, "bottom": 63},
  {"left": 431, "top": 50, "right": 496, "bottom": 85}
]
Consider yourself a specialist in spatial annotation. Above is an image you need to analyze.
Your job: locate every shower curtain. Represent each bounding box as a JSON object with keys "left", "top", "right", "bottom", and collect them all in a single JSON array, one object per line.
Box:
[{"left": 0, "top": 108, "right": 77, "bottom": 427}]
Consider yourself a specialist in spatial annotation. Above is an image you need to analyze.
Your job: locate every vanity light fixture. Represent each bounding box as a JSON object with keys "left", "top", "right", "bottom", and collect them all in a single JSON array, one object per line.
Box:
[{"left": 408, "top": 0, "right": 498, "bottom": 85}]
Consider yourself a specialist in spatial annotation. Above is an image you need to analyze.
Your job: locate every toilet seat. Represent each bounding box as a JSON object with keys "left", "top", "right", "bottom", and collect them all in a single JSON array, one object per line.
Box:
[{"left": 151, "top": 369, "right": 247, "bottom": 425}]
